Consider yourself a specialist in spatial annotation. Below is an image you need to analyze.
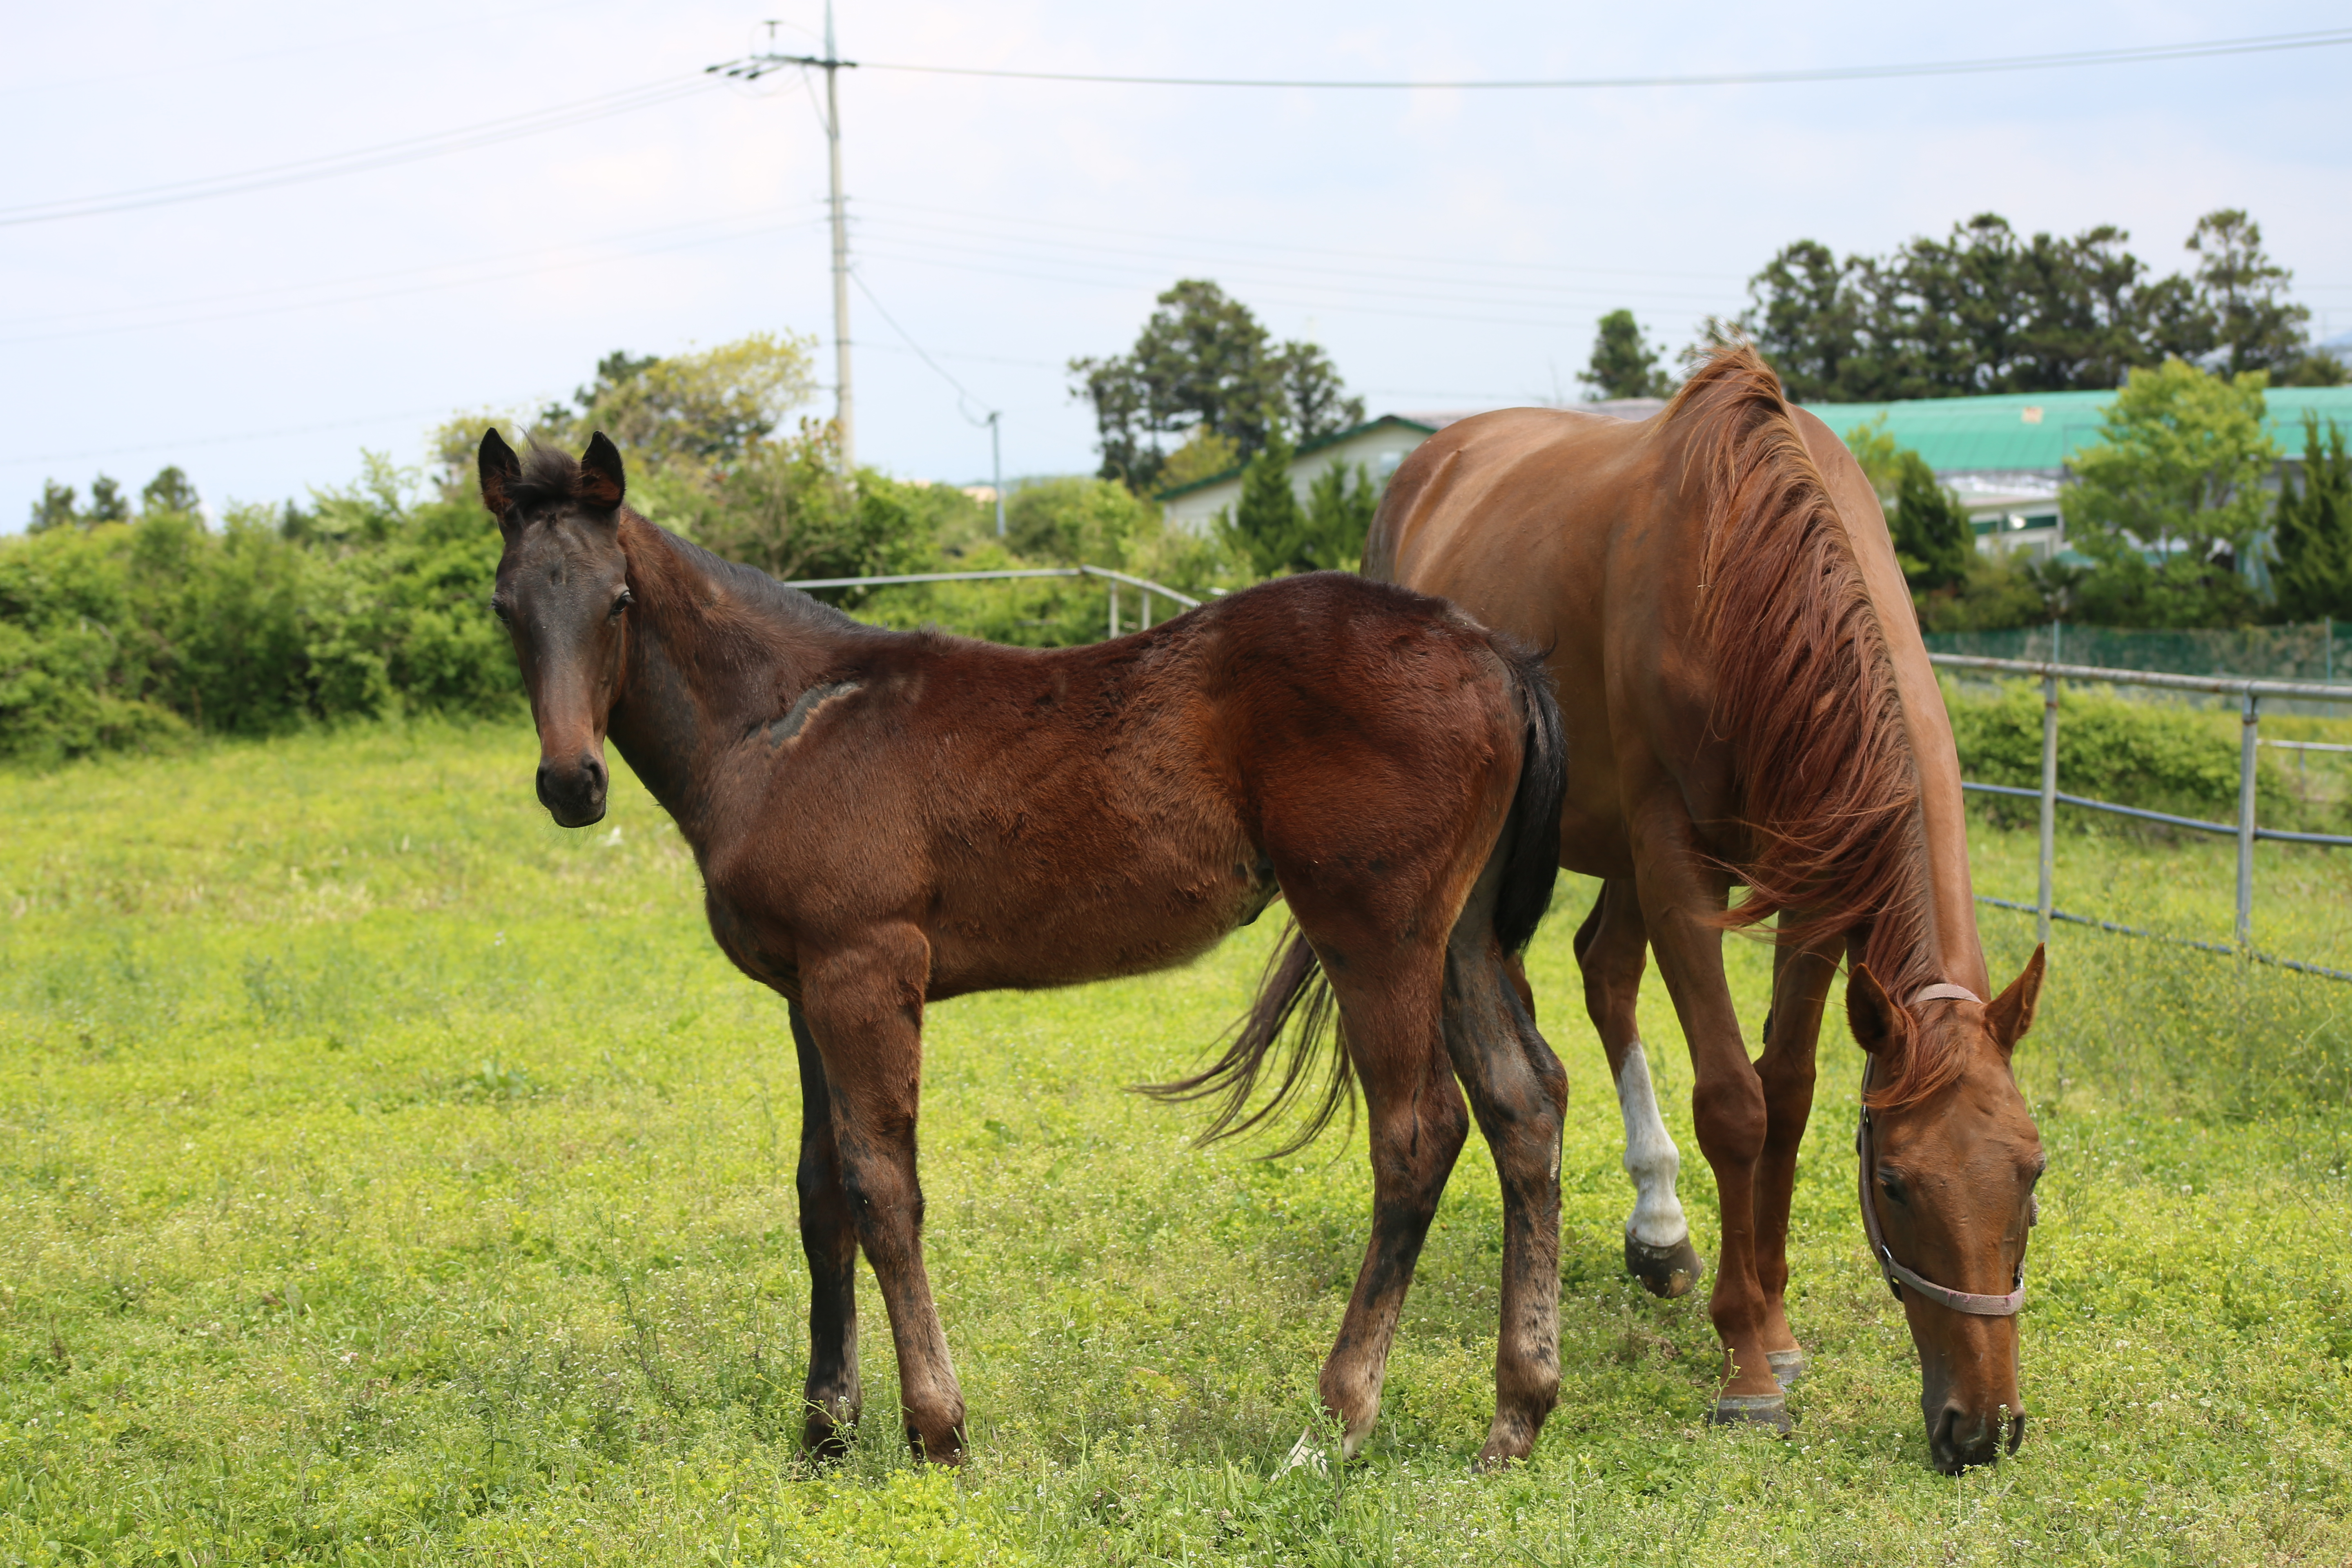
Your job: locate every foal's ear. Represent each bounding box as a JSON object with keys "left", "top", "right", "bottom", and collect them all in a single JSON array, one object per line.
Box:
[
  {"left": 1984, "top": 944, "right": 2046, "bottom": 1056},
  {"left": 579, "top": 431, "right": 627, "bottom": 511},
  {"left": 1846, "top": 964, "right": 1912, "bottom": 1057},
  {"left": 478, "top": 428, "right": 521, "bottom": 522}
]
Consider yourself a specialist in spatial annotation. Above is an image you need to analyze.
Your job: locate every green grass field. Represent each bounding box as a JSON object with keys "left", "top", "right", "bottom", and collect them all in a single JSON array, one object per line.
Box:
[{"left": 4, "top": 722, "right": 2351, "bottom": 1566}]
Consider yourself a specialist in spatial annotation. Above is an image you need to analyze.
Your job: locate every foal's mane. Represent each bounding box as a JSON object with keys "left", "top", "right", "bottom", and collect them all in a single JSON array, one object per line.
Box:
[
  {"left": 514, "top": 438, "right": 868, "bottom": 656},
  {"left": 1668, "top": 347, "right": 1953, "bottom": 1108}
]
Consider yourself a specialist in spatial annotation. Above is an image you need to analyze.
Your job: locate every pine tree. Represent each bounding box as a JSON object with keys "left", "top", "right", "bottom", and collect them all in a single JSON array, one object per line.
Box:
[
  {"left": 27, "top": 481, "right": 78, "bottom": 533},
  {"left": 1580, "top": 310, "right": 1675, "bottom": 399},
  {"left": 1889, "top": 452, "right": 1974, "bottom": 591},
  {"left": 2272, "top": 416, "right": 2352, "bottom": 621},
  {"left": 1303, "top": 462, "right": 1379, "bottom": 571},
  {"left": 1221, "top": 428, "right": 1310, "bottom": 577}
]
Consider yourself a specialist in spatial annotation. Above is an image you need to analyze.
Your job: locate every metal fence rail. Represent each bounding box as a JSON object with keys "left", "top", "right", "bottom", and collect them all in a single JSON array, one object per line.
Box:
[
  {"left": 781, "top": 564, "right": 1201, "bottom": 639},
  {"left": 1931, "top": 652, "right": 2352, "bottom": 979}
]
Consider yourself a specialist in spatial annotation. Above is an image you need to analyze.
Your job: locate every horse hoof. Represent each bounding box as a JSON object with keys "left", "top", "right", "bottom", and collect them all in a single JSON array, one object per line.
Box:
[
  {"left": 1767, "top": 1350, "right": 1808, "bottom": 1389},
  {"left": 1708, "top": 1393, "right": 1792, "bottom": 1434},
  {"left": 1624, "top": 1232, "right": 1704, "bottom": 1298}
]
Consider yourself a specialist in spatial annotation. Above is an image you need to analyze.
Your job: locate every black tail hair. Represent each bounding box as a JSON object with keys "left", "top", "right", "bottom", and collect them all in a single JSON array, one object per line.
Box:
[{"left": 1142, "top": 640, "right": 1567, "bottom": 1154}]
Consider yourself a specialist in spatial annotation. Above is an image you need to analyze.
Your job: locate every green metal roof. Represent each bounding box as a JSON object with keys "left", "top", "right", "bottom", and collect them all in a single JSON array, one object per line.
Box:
[{"left": 1800, "top": 385, "right": 2352, "bottom": 474}]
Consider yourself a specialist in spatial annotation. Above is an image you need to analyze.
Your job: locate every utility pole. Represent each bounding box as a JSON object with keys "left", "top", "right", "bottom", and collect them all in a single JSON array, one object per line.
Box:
[
  {"left": 988, "top": 411, "right": 1005, "bottom": 537},
  {"left": 708, "top": 7, "right": 856, "bottom": 469}
]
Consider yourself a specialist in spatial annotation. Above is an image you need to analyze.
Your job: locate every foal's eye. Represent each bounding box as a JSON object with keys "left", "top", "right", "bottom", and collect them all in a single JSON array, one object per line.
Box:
[
  {"left": 610, "top": 588, "right": 635, "bottom": 618},
  {"left": 490, "top": 597, "right": 513, "bottom": 624}
]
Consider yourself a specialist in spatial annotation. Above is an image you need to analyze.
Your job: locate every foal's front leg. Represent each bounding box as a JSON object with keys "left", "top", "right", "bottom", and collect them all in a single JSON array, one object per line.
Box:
[
  {"left": 789, "top": 1002, "right": 862, "bottom": 1453},
  {"left": 801, "top": 930, "right": 967, "bottom": 1462}
]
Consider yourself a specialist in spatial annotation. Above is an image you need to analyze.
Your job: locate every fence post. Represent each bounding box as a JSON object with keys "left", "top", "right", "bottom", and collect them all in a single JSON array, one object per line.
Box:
[
  {"left": 2038, "top": 673, "right": 2058, "bottom": 945},
  {"left": 1107, "top": 583, "right": 1118, "bottom": 640},
  {"left": 1140, "top": 588, "right": 1153, "bottom": 630},
  {"left": 2238, "top": 690, "right": 2260, "bottom": 949}
]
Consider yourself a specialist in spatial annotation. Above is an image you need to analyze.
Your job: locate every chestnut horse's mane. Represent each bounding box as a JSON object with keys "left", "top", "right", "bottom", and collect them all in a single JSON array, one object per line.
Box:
[{"left": 1670, "top": 346, "right": 1954, "bottom": 1108}]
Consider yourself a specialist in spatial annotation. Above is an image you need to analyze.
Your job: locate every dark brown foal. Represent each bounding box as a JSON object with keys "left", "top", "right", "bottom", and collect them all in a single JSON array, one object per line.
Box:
[{"left": 478, "top": 430, "right": 1570, "bottom": 1469}]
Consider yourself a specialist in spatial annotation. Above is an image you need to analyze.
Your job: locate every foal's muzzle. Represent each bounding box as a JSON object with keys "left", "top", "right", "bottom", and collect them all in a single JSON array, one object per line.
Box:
[{"left": 537, "top": 750, "right": 608, "bottom": 827}]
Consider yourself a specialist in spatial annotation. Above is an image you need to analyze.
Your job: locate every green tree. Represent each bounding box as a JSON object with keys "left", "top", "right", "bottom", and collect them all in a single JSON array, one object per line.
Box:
[
  {"left": 1277, "top": 341, "right": 1365, "bottom": 441},
  {"left": 1302, "top": 462, "right": 1381, "bottom": 571},
  {"left": 1069, "top": 280, "right": 1361, "bottom": 492},
  {"left": 2272, "top": 416, "right": 2352, "bottom": 621},
  {"left": 1581, "top": 310, "right": 1675, "bottom": 399},
  {"left": 140, "top": 466, "right": 200, "bottom": 517},
  {"left": 2067, "top": 358, "right": 2278, "bottom": 563},
  {"left": 2184, "top": 210, "right": 2317, "bottom": 381},
  {"left": 1743, "top": 240, "right": 1871, "bottom": 401},
  {"left": 1219, "top": 429, "right": 1311, "bottom": 577},
  {"left": 1890, "top": 454, "right": 1973, "bottom": 592},
  {"left": 1843, "top": 416, "right": 1972, "bottom": 593},
  {"left": 1005, "top": 477, "right": 1157, "bottom": 567},
  {"left": 27, "top": 481, "right": 78, "bottom": 534},
  {"left": 87, "top": 476, "right": 129, "bottom": 524},
  {"left": 673, "top": 421, "right": 936, "bottom": 589},
  {"left": 1741, "top": 209, "right": 2337, "bottom": 401},
  {"left": 551, "top": 334, "right": 817, "bottom": 471}
]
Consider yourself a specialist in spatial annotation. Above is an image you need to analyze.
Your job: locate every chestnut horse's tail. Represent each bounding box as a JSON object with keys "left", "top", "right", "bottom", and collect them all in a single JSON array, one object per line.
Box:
[{"left": 1145, "top": 642, "right": 1566, "bottom": 1156}]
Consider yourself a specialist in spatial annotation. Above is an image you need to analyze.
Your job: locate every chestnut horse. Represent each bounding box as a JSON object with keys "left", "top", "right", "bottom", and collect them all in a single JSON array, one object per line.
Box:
[
  {"left": 1365, "top": 345, "right": 2046, "bottom": 1472},
  {"left": 476, "top": 430, "right": 1572, "bottom": 1469}
]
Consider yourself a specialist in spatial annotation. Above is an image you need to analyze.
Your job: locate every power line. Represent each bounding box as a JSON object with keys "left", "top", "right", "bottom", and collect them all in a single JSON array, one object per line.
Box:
[
  {"left": 0, "top": 76, "right": 719, "bottom": 228},
  {"left": 856, "top": 28, "right": 2352, "bottom": 90},
  {"left": 857, "top": 197, "right": 1745, "bottom": 284},
  {"left": 0, "top": 216, "right": 828, "bottom": 347}
]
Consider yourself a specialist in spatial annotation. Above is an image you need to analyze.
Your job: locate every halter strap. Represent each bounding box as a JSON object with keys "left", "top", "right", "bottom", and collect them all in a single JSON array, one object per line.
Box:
[
  {"left": 1911, "top": 982, "right": 1982, "bottom": 1007},
  {"left": 1856, "top": 1046, "right": 2026, "bottom": 1318}
]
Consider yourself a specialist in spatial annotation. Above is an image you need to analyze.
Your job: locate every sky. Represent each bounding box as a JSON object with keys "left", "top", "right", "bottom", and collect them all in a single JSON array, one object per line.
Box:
[{"left": 3, "top": 2, "right": 2348, "bottom": 528}]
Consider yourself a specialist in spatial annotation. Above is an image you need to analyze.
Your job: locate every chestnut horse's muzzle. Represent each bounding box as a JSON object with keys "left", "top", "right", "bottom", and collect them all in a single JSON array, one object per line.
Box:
[
  {"left": 537, "top": 750, "right": 608, "bottom": 827},
  {"left": 1931, "top": 1404, "right": 2025, "bottom": 1474}
]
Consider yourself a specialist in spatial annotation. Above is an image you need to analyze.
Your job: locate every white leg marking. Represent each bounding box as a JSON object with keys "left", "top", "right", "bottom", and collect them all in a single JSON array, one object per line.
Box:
[{"left": 1615, "top": 1041, "right": 1688, "bottom": 1249}]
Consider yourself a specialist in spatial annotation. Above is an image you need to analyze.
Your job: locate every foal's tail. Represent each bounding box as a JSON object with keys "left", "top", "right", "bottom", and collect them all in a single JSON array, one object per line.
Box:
[{"left": 1142, "top": 644, "right": 1566, "bottom": 1156}]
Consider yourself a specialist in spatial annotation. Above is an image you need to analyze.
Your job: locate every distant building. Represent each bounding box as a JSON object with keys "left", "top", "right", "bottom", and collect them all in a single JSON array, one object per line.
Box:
[
  {"left": 1157, "top": 385, "right": 2352, "bottom": 563},
  {"left": 1802, "top": 385, "right": 2352, "bottom": 565},
  {"left": 1158, "top": 400, "right": 1666, "bottom": 533}
]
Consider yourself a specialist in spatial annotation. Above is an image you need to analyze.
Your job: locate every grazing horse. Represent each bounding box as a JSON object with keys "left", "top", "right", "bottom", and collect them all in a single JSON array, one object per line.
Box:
[
  {"left": 476, "top": 430, "right": 1573, "bottom": 1469},
  {"left": 1365, "top": 345, "right": 2047, "bottom": 1472}
]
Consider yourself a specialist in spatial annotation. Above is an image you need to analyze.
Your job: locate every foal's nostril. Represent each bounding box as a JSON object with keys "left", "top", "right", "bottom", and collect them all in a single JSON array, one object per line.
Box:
[{"left": 579, "top": 751, "right": 606, "bottom": 790}]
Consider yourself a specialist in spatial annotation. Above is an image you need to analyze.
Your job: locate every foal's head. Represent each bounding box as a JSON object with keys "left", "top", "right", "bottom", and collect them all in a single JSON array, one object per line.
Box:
[
  {"left": 479, "top": 429, "right": 635, "bottom": 828},
  {"left": 1849, "top": 947, "right": 2046, "bottom": 1474}
]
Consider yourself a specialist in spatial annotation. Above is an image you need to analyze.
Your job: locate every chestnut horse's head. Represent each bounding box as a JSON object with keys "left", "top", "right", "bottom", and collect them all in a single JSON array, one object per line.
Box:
[
  {"left": 1848, "top": 946, "right": 2046, "bottom": 1474},
  {"left": 479, "top": 428, "right": 634, "bottom": 828}
]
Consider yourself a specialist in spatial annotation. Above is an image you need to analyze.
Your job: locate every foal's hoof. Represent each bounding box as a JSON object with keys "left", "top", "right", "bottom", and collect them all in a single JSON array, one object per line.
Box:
[
  {"left": 1708, "top": 1393, "right": 1792, "bottom": 1434},
  {"left": 1767, "top": 1350, "right": 1809, "bottom": 1390},
  {"left": 1624, "top": 1232, "right": 1704, "bottom": 1298},
  {"left": 801, "top": 1404, "right": 858, "bottom": 1461}
]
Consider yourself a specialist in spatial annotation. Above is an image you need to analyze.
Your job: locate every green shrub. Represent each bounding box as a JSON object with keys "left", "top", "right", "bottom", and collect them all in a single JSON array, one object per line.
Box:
[
  {"left": 0, "top": 478, "right": 516, "bottom": 766},
  {"left": 1942, "top": 677, "right": 2327, "bottom": 831}
]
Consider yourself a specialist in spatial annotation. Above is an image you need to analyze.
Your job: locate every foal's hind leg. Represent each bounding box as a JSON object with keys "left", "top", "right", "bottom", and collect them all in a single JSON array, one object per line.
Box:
[
  {"left": 1442, "top": 931, "right": 1568, "bottom": 1469},
  {"left": 790, "top": 1002, "right": 862, "bottom": 1453},
  {"left": 1574, "top": 878, "right": 1699, "bottom": 1298},
  {"left": 1306, "top": 939, "right": 1469, "bottom": 1461}
]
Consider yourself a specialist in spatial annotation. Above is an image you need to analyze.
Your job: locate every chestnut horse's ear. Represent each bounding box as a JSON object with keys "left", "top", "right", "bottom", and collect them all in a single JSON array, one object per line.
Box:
[
  {"left": 1847, "top": 964, "right": 1912, "bottom": 1057},
  {"left": 1984, "top": 944, "right": 2046, "bottom": 1056},
  {"left": 479, "top": 428, "right": 521, "bottom": 522},
  {"left": 579, "top": 431, "right": 627, "bottom": 511}
]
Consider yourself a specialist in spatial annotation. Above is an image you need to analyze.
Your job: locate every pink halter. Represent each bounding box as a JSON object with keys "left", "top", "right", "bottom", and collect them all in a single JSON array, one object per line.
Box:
[{"left": 1855, "top": 982, "right": 2027, "bottom": 1317}]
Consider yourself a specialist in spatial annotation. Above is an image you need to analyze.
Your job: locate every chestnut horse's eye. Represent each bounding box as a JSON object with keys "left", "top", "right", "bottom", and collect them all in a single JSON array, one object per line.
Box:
[{"left": 1877, "top": 1170, "right": 1907, "bottom": 1205}]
